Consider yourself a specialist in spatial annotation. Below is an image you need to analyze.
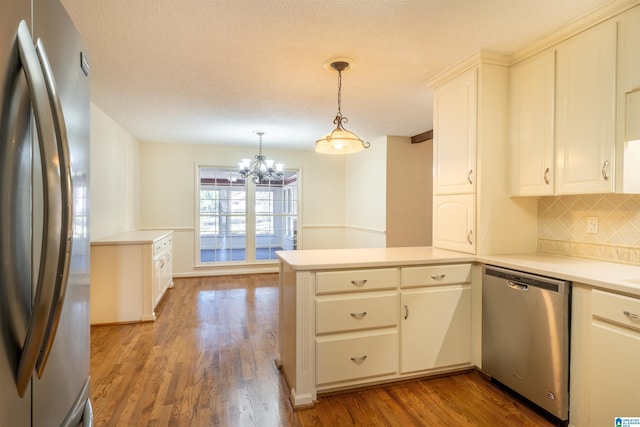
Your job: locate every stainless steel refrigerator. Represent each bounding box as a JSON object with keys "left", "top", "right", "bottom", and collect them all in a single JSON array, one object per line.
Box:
[{"left": 1, "top": 0, "right": 92, "bottom": 425}]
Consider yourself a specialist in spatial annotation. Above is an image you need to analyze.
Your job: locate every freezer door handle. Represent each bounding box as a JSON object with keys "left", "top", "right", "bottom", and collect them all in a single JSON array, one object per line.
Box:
[
  {"left": 33, "top": 37, "right": 74, "bottom": 377},
  {"left": 13, "top": 20, "right": 68, "bottom": 397}
]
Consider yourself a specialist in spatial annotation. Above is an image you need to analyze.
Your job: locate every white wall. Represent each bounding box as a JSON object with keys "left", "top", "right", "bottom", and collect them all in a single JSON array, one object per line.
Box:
[
  {"left": 344, "top": 136, "right": 388, "bottom": 248},
  {"left": 138, "top": 141, "right": 347, "bottom": 276},
  {"left": 90, "top": 103, "right": 140, "bottom": 240},
  {"left": 386, "top": 136, "right": 433, "bottom": 247}
]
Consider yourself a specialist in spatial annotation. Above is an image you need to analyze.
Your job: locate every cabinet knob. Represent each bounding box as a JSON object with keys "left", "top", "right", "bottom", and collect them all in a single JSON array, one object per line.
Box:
[{"left": 350, "top": 312, "right": 367, "bottom": 320}]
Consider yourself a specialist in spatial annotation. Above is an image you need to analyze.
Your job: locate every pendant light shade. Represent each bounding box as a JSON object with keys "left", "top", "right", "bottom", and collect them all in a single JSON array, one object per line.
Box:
[{"left": 316, "top": 60, "right": 370, "bottom": 154}]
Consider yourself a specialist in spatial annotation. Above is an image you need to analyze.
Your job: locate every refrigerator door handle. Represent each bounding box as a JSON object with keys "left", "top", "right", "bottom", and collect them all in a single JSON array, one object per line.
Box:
[
  {"left": 33, "top": 38, "right": 74, "bottom": 377},
  {"left": 14, "top": 20, "right": 65, "bottom": 397}
]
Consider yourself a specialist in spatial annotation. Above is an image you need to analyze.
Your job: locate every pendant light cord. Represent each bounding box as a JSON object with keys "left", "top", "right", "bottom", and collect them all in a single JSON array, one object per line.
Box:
[{"left": 337, "top": 69, "right": 342, "bottom": 117}]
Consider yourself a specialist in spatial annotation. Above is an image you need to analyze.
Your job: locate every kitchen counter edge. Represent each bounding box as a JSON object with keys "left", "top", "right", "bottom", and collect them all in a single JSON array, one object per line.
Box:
[
  {"left": 276, "top": 247, "right": 640, "bottom": 298},
  {"left": 91, "top": 230, "right": 173, "bottom": 246}
]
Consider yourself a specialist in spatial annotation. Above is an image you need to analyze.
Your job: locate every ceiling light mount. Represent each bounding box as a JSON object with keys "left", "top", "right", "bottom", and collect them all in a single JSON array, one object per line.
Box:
[{"left": 316, "top": 58, "right": 369, "bottom": 155}]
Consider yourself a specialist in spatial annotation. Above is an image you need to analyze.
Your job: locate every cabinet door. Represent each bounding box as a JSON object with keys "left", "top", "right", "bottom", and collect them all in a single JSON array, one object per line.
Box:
[
  {"left": 556, "top": 19, "right": 616, "bottom": 194},
  {"left": 617, "top": 5, "right": 640, "bottom": 193},
  {"left": 432, "top": 194, "right": 475, "bottom": 254},
  {"left": 619, "top": 5, "right": 640, "bottom": 94},
  {"left": 590, "top": 321, "right": 640, "bottom": 426},
  {"left": 400, "top": 285, "right": 471, "bottom": 373},
  {"left": 433, "top": 68, "right": 477, "bottom": 195},
  {"left": 510, "top": 50, "right": 555, "bottom": 196}
]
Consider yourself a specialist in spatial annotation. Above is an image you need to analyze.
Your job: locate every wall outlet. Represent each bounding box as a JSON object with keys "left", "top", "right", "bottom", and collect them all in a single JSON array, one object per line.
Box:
[{"left": 587, "top": 217, "right": 599, "bottom": 234}]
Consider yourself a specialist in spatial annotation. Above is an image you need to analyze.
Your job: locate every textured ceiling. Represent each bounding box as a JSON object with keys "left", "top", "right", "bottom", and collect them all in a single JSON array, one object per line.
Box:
[{"left": 60, "top": 0, "right": 615, "bottom": 150}]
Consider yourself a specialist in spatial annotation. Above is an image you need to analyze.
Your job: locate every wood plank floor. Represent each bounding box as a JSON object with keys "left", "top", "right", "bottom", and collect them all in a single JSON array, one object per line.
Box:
[{"left": 90, "top": 274, "right": 556, "bottom": 426}]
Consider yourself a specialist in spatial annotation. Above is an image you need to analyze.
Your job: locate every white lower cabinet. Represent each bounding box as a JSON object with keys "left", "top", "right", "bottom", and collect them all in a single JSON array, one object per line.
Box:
[
  {"left": 153, "top": 234, "right": 174, "bottom": 308},
  {"left": 316, "top": 291, "right": 397, "bottom": 334},
  {"left": 316, "top": 330, "right": 398, "bottom": 385},
  {"left": 400, "top": 285, "right": 472, "bottom": 373},
  {"left": 312, "top": 264, "right": 474, "bottom": 391},
  {"left": 315, "top": 269, "right": 400, "bottom": 386},
  {"left": 590, "top": 289, "right": 640, "bottom": 426},
  {"left": 400, "top": 264, "right": 472, "bottom": 374},
  {"left": 90, "top": 230, "right": 173, "bottom": 324}
]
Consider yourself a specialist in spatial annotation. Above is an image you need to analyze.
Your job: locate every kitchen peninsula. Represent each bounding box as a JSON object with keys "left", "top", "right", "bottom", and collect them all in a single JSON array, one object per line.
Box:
[{"left": 277, "top": 247, "right": 640, "bottom": 426}]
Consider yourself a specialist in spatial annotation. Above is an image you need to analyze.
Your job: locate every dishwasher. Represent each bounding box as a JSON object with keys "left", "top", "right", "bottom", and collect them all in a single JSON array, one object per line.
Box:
[{"left": 482, "top": 265, "right": 571, "bottom": 425}]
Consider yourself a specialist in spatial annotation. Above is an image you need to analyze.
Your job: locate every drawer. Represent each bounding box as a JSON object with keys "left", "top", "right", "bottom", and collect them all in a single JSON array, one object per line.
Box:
[
  {"left": 154, "top": 235, "right": 172, "bottom": 254},
  {"left": 316, "top": 268, "right": 398, "bottom": 294},
  {"left": 316, "top": 330, "right": 398, "bottom": 385},
  {"left": 401, "top": 264, "right": 471, "bottom": 288},
  {"left": 592, "top": 289, "right": 640, "bottom": 332},
  {"left": 316, "top": 291, "right": 397, "bottom": 334}
]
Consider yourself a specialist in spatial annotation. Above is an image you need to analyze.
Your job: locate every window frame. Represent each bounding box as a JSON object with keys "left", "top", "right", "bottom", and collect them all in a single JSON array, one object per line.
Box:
[{"left": 194, "top": 164, "right": 300, "bottom": 267}]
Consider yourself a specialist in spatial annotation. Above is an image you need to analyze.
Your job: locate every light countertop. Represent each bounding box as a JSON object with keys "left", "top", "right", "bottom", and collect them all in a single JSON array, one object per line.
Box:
[
  {"left": 91, "top": 230, "right": 172, "bottom": 246},
  {"left": 479, "top": 253, "right": 640, "bottom": 297},
  {"left": 277, "top": 247, "right": 640, "bottom": 298},
  {"left": 276, "top": 247, "right": 475, "bottom": 270}
]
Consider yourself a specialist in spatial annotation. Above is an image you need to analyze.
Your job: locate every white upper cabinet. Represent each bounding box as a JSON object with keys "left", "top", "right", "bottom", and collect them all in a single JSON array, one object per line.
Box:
[
  {"left": 433, "top": 68, "right": 477, "bottom": 195},
  {"left": 510, "top": 49, "right": 556, "bottom": 196},
  {"left": 555, "top": 19, "right": 617, "bottom": 194},
  {"left": 432, "top": 194, "right": 476, "bottom": 254},
  {"left": 616, "top": 4, "right": 640, "bottom": 193},
  {"left": 430, "top": 54, "right": 538, "bottom": 256}
]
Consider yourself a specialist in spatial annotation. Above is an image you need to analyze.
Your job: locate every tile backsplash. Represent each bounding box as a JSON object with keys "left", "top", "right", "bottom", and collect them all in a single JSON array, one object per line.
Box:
[{"left": 537, "top": 194, "right": 640, "bottom": 264}]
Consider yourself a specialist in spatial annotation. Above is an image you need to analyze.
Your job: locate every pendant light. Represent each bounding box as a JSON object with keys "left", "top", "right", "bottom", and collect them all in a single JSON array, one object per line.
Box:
[
  {"left": 238, "top": 131, "right": 283, "bottom": 184},
  {"left": 315, "top": 60, "right": 370, "bottom": 154}
]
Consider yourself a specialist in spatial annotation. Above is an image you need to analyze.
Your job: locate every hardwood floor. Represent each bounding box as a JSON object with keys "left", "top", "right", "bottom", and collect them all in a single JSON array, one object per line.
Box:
[{"left": 90, "top": 274, "right": 556, "bottom": 426}]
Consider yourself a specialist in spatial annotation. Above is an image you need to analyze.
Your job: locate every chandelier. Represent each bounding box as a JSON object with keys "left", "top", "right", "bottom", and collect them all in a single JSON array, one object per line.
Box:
[
  {"left": 316, "top": 59, "right": 370, "bottom": 154},
  {"left": 239, "top": 131, "right": 283, "bottom": 183}
]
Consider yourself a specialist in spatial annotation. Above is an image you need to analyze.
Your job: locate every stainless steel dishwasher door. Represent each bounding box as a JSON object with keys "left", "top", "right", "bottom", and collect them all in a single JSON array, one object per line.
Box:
[{"left": 482, "top": 265, "right": 571, "bottom": 423}]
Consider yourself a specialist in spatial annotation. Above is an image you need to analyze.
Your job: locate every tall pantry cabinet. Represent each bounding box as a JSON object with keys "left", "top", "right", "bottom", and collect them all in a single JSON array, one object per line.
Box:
[{"left": 429, "top": 52, "right": 537, "bottom": 255}]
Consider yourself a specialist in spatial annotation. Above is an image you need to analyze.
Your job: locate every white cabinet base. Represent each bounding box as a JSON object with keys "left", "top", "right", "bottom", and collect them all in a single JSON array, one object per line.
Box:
[{"left": 90, "top": 230, "right": 173, "bottom": 324}]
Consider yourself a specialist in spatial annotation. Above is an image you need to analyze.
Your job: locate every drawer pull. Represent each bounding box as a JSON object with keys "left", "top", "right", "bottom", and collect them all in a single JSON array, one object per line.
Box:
[
  {"left": 404, "top": 303, "right": 409, "bottom": 320},
  {"left": 624, "top": 310, "right": 640, "bottom": 321},
  {"left": 350, "top": 355, "right": 367, "bottom": 364},
  {"left": 350, "top": 312, "right": 367, "bottom": 320},
  {"left": 350, "top": 279, "right": 367, "bottom": 287},
  {"left": 430, "top": 274, "right": 446, "bottom": 280},
  {"left": 467, "top": 169, "right": 473, "bottom": 184}
]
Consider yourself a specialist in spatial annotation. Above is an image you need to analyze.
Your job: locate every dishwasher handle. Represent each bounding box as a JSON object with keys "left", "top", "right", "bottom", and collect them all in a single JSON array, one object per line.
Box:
[{"left": 507, "top": 280, "right": 529, "bottom": 291}]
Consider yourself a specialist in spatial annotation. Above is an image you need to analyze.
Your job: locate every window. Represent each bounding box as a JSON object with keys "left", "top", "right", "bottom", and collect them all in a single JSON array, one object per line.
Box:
[{"left": 197, "top": 166, "right": 299, "bottom": 265}]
